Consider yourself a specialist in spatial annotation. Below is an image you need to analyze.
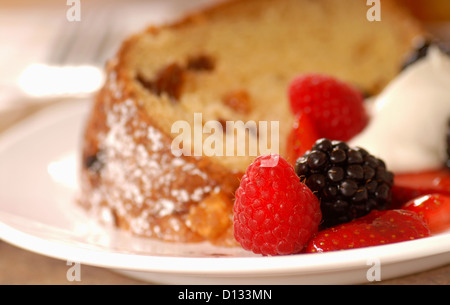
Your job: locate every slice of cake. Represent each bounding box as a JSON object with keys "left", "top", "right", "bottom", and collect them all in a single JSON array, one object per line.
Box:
[{"left": 78, "top": 0, "right": 423, "bottom": 246}]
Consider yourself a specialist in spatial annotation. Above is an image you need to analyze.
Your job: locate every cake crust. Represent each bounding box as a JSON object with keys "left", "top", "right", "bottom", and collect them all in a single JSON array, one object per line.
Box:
[{"left": 80, "top": 60, "right": 241, "bottom": 244}]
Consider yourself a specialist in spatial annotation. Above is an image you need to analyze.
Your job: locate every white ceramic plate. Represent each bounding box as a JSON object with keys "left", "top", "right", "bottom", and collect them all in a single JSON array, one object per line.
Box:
[{"left": 0, "top": 99, "right": 449, "bottom": 285}]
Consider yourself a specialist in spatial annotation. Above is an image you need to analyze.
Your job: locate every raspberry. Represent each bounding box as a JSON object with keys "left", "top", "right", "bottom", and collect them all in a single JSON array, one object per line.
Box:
[
  {"left": 295, "top": 138, "right": 394, "bottom": 229},
  {"left": 233, "top": 154, "right": 322, "bottom": 256},
  {"left": 288, "top": 74, "right": 368, "bottom": 141}
]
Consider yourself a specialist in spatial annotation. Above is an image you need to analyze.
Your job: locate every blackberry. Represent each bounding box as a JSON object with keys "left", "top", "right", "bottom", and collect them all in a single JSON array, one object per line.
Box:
[
  {"left": 295, "top": 138, "right": 394, "bottom": 229},
  {"left": 402, "top": 39, "right": 450, "bottom": 71}
]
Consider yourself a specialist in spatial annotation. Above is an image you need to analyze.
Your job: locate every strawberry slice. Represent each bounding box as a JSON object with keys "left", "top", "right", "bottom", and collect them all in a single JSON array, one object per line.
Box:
[
  {"left": 402, "top": 194, "right": 450, "bottom": 234},
  {"left": 304, "top": 209, "right": 430, "bottom": 253},
  {"left": 286, "top": 113, "right": 319, "bottom": 166},
  {"left": 391, "top": 169, "right": 450, "bottom": 207}
]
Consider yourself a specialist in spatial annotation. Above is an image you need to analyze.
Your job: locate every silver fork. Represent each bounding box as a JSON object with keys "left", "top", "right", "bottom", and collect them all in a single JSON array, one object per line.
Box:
[
  {"left": 9, "top": 5, "right": 117, "bottom": 108},
  {"left": 48, "top": 6, "right": 115, "bottom": 67}
]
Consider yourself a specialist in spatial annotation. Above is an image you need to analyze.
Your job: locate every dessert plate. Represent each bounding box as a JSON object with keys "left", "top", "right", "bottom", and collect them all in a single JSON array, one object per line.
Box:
[{"left": 0, "top": 99, "right": 449, "bottom": 285}]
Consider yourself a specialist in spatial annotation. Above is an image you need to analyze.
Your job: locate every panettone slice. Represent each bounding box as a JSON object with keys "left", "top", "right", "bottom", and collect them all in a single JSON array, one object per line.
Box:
[{"left": 79, "top": 0, "right": 423, "bottom": 245}]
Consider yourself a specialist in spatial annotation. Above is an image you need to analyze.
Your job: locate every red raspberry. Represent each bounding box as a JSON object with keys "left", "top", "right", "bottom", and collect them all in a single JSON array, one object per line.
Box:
[
  {"left": 288, "top": 74, "right": 368, "bottom": 141},
  {"left": 233, "top": 154, "right": 322, "bottom": 256}
]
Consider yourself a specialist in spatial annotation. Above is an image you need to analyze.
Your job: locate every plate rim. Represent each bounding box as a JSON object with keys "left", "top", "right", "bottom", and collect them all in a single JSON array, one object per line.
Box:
[
  {"left": 1, "top": 216, "right": 450, "bottom": 276},
  {"left": 0, "top": 99, "right": 449, "bottom": 278}
]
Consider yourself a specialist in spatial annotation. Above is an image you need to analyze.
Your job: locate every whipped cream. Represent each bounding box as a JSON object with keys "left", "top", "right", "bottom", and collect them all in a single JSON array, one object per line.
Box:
[{"left": 350, "top": 46, "right": 450, "bottom": 173}]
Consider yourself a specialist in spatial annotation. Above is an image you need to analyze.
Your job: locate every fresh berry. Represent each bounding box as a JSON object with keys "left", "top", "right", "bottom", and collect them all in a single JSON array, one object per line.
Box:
[
  {"left": 391, "top": 169, "right": 450, "bottom": 207},
  {"left": 233, "top": 154, "right": 322, "bottom": 256},
  {"left": 402, "top": 194, "right": 450, "bottom": 234},
  {"left": 295, "top": 138, "right": 394, "bottom": 229},
  {"left": 304, "top": 209, "right": 431, "bottom": 253},
  {"left": 401, "top": 39, "right": 433, "bottom": 71},
  {"left": 286, "top": 113, "right": 320, "bottom": 165},
  {"left": 288, "top": 74, "right": 368, "bottom": 141}
]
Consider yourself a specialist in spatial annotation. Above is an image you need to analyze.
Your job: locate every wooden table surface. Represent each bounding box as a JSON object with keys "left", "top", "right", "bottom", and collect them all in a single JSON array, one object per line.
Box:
[{"left": 1, "top": 240, "right": 450, "bottom": 285}]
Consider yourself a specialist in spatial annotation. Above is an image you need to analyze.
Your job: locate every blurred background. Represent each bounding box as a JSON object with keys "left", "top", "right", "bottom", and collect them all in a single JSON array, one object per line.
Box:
[
  {"left": 0, "top": 0, "right": 448, "bottom": 131},
  {"left": 0, "top": 0, "right": 448, "bottom": 147},
  {"left": 397, "top": 0, "right": 450, "bottom": 44},
  {"left": 397, "top": 0, "right": 450, "bottom": 22},
  {"left": 0, "top": 0, "right": 223, "bottom": 130},
  {"left": 0, "top": 0, "right": 449, "bottom": 127}
]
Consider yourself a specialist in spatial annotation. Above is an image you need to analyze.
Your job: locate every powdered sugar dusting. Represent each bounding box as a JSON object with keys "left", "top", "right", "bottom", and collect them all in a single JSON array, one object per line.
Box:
[{"left": 81, "top": 72, "right": 220, "bottom": 240}]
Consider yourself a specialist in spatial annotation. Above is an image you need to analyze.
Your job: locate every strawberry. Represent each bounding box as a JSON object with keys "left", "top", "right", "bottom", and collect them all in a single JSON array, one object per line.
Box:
[
  {"left": 288, "top": 73, "right": 368, "bottom": 142},
  {"left": 286, "top": 113, "right": 319, "bottom": 165},
  {"left": 304, "top": 209, "right": 430, "bottom": 253},
  {"left": 402, "top": 194, "right": 450, "bottom": 234},
  {"left": 391, "top": 169, "right": 450, "bottom": 207}
]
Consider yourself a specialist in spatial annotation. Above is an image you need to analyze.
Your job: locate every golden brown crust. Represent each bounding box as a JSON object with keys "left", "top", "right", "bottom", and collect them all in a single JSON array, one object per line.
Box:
[{"left": 79, "top": 60, "right": 241, "bottom": 244}]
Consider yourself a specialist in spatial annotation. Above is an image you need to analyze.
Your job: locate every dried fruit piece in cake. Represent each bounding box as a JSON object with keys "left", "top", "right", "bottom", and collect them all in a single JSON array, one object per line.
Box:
[
  {"left": 286, "top": 113, "right": 320, "bottom": 165},
  {"left": 221, "top": 90, "right": 252, "bottom": 115},
  {"left": 305, "top": 209, "right": 430, "bottom": 253},
  {"left": 403, "top": 194, "right": 450, "bottom": 234},
  {"left": 137, "top": 63, "right": 186, "bottom": 101},
  {"left": 295, "top": 138, "right": 394, "bottom": 229},
  {"left": 288, "top": 74, "right": 368, "bottom": 142},
  {"left": 233, "top": 154, "right": 322, "bottom": 256},
  {"left": 186, "top": 54, "right": 215, "bottom": 71}
]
